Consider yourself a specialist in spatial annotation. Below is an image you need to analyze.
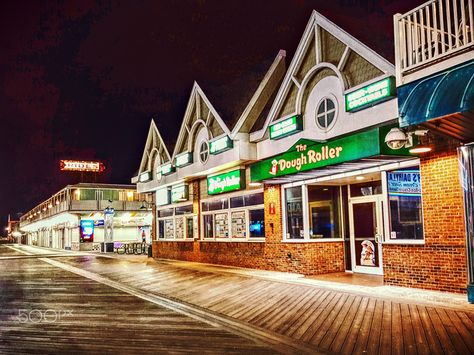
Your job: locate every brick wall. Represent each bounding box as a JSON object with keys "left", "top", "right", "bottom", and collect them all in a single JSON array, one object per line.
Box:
[
  {"left": 153, "top": 184, "right": 345, "bottom": 275},
  {"left": 383, "top": 150, "right": 468, "bottom": 293}
]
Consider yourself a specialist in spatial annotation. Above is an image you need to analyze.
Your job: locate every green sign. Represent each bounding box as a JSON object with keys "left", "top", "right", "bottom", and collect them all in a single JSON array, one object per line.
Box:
[
  {"left": 171, "top": 184, "right": 189, "bottom": 203},
  {"left": 210, "top": 136, "right": 233, "bottom": 154},
  {"left": 269, "top": 115, "right": 303, "bottom": 140},
  {"left": 161, "top": 163, "right": 175, "bottom": 175},
  {"left": 250, "top": 127, "right": 411, "bottom": 182},
  {"left": 139, "top": 171, "right": 151, "bottom": 182},
  {"left": 208, "top": 169, "right": 244, "bottom": 195},
  {"left": 175, "top": 152, "right": 193, "bottom": 168},
  {"left": 156, "top": 187, "right": 170, "bottom": 206},
  {"left": 345, "top": 77, "right": 396, "bottom": 112}
]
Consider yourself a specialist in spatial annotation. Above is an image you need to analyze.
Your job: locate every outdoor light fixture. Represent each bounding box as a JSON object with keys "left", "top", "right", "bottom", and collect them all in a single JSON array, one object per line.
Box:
[
  {"left": 409, "top": 145, "right": 432, "bottom": 154},
  {"left": 356, "top": 176, "right": 365, "bottom": 181},
  {"left": 385, "top": 128, "right": 429, "bottom": 151},
  {"left": 249, "top": 182, "right": 263, "bottom": 187}
]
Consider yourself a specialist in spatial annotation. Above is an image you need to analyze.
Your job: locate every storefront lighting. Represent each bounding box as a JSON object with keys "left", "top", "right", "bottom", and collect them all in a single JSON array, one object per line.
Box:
[
  {"left": 409, "top": 146, "right": 432, "bottom": 154},
  {"left": 356, "top": 176, "right": 365, "bottom": 181},
  {"left": 48, "top": 204, "right": 52, "bottom": 209},
  {"left": 126, "top": 191, "right": 134, "bottom": 199},
  {"left": 249, "top": 182, "right": 262, "bottom": 187},
  {"left": 56, "top": 200, "right": 60, "bottom": 205}
]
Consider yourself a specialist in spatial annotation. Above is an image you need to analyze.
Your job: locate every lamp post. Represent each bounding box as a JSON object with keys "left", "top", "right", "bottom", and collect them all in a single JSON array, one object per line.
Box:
[{"left": 140, "top": 199, "right": 155, "bottom": 257}]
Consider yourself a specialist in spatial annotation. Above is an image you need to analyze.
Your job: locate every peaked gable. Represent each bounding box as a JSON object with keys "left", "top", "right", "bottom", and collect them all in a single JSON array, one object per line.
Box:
[
  {"left": 172, "top": 82, "right": 230, "bottom": 160},
  {"left": 137, "top": 119, "right": 172, "bottom": 176},
  {"left": 253, "top": 10, "right": 395, "bottom": 140}
]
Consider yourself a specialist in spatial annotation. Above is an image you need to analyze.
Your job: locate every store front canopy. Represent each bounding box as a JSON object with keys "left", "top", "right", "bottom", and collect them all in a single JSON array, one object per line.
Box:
[
  {"left": 250, "top": 127, "right": 417, "bottom": 184},
  {"left": 398, "top": 60, "right": 474, "bottom": 142}
]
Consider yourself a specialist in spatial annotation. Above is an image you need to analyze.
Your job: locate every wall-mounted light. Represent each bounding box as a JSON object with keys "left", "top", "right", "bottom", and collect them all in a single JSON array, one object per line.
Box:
[
  {"left": 249, "top": 182, "right": 262, "bottom": 187},
  {"left": 409, "top": 145, "right": 432, "bottom": 154},
  {"left": 385, "top": 128, "right": 429, "bottom": 151}
]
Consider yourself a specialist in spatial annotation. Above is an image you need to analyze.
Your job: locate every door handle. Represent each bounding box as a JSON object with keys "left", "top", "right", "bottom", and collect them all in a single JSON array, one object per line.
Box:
[{"left": 374, "top": 234, "right": 382, "bottom": 244}]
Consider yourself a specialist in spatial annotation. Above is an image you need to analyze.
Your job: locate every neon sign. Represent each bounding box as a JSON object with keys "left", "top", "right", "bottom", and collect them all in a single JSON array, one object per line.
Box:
[
  {"left": 345, "top": 77, "right": 396, "bottom": 112},
  {"left": 269, "top": 115, "right": 303, "bottom": 140},
  {"left": 60, "top": 160, "right": 105, "bottom": 172}
]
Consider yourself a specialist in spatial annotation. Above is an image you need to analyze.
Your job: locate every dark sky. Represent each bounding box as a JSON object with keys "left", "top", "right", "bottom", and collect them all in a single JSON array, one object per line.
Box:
[{"left": 0, "top": 0, "right": 425, "bottom": 228}]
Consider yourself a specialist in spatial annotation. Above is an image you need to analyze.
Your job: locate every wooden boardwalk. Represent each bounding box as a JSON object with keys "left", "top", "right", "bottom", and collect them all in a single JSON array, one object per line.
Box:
[{"left": 48, "top": 254, "right": 474, "bottom": 355}]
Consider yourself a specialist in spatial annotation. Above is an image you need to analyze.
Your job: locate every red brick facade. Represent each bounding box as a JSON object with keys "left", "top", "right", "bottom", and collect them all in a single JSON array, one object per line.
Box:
[
  {"left": 152, "top": 184, "right": 345, "bottom": 275},
  {"left": 383, "top": 150, "right": 468, "bottom": 293}
]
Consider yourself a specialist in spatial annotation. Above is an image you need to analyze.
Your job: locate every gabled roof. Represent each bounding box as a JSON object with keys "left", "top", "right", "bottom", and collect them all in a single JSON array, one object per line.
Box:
[
  {"left": 251, "top": 10, "right": 395, "bottom": 141},
  {"left": 137, "top": 119, "right": 172, "bottom": 176}
]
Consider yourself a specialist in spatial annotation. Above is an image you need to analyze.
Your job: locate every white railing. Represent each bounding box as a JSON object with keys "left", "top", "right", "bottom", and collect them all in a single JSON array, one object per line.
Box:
[{"left": 394, "top": 0, "right": 473, "bottom": 83}]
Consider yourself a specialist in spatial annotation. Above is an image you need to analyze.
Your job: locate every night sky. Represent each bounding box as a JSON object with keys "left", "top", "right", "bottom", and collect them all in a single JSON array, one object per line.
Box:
[{"left": 0, "top": 0, "right": 425, "bottom": 228}]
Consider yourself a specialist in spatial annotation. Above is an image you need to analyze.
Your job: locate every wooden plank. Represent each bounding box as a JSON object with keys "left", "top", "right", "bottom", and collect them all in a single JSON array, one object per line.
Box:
[
  {"left": 417, "top": 305, "right": 444, "bottom": 355},
  {"left": 351, "top": 298, "right": 376, "bottom": 354},
  {"left": 427, "top": 306, "right": 457, "bottom": 354},
  {"left": 329, "top": 295, "right": 362, "bottom": 354},
  {"left": 435, "top": 308, "right": 470, "bottom": 354},
  {"left": 391, "top": 302, "right": 404, "bottom": 355},
  {"left": 365, "top": 298, "right": 383, "bottom": 355},
  {"left": 446, "top": 310, "right": 474, "bottom": 353},
  {"left": 406, "top": 303, "right": 430, "bottom": 355},
  {"left": 456, "top": 311, "right": 474, "bottom": 337}
]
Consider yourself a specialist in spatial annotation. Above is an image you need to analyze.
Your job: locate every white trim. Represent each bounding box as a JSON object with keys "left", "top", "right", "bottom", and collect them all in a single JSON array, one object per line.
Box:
[
  {"left": 137, "top": 119, "right": 172, "bottom": 177},
  {"left": 281, "top": 238, "right": 343, "bottom": 243}
]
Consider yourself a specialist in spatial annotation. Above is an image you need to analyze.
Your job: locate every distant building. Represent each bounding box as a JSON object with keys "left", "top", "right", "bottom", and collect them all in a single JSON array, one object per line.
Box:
[{"left": 19, "top": 183, "right": 152, "bottom": 251}]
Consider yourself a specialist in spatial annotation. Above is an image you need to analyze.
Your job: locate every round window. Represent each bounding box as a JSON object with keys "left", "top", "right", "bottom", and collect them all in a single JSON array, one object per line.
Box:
[
  {"left": 199, "top": 140, "right": 209, "bottom": 164},
  {"left": 316, "top": 97, "right": 337, "bottom": 130}
]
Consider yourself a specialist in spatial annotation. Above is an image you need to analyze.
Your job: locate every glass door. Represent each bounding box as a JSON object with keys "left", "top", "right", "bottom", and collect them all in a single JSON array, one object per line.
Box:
[{"left": 349, "top": 196, "right": 383, "bottom": 275}]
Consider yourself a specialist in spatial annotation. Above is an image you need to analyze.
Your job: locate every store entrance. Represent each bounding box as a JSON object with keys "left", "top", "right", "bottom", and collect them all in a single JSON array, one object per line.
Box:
[{"left": 349, "top": 196, "right": 383, "bottom": 275}]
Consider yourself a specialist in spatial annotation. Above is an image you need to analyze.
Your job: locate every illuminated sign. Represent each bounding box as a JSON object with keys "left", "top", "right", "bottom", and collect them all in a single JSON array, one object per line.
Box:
[
  {"left": 139, "top": 171, "right": 151, "bottom": 182},
  {"left": 387, "top": 170, "right": 421, "bottom": 196},
  {"left": 345, "top": 77, "right": 396, "bottom": 112},
  {"left": 210, "top": 136, "right": 233, "bottom": 154},
  {"left": 60, "top": 160, "right": 105, "bottom": 172},
  {"left": 156, "top": 187, "right": 170, "bottom": 206},
  {"left": 208, "top": 169, "right": 244, "bottom": 195},
  {"left": 175, "top": 152, "right": 193, "bottom": 168},
  {"left": 171, "top": 185, "right": 189, "bottom": 203},
  {"left": 80, "top": 220, "right": 94, "bottom": 242},
  {"left": 161, "top": 163, "right": 175, "bottom": 175},
  {"left": 269, "top": 115, "right": 303, "bottom": 140},
  {"left": 251, "top": 127, "right": 412, "bottom": 182}
]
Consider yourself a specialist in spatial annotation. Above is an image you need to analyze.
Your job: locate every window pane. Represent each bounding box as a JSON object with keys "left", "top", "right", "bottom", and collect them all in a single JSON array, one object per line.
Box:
[
  {"left": 230, "top": 196, "right": 245, "bottom": 208},
  {"left": 307, "top": 185, "right": 341, "bottom": 239},
  {"left": 244, "top": 193, "right": 264, "bottom": 206},
  {"left": 202, "top": 199, "right": 228, "bottom": 212},
  {"left": 215, "top": 213, "right": 229, "bottom": 238},
  {"left": 326, "top": 99, "right": 335, "bottom": 110},
  {"left": 249, "top": 209, "right": 265, "bottom": 238},
  {"left": 164, "top": 219, "right": 174, "bottom": 238},
  {"left": 175, "top": 205, "right": 193, "bottom": 215},
  {"left": 102, "top": 190, "right": 119, "bottom": 201},
  {"left": 350, "top": 180, "right": 382, "bottom": 197},
  {"left": 157, "top": 208, "right": 174, "bottom": 217},
  {"left": 387, "top": 168, "right": 424, "bottom": 240},
  {"left": 231, "top": 211, "right": 246, "bottom": 238},
  {"left": 158, "top": 220, "right": 164, "bottom": 239},
  {"left": 175, "top": 217, "right": 184, "bottom": 239},
  {"left": 186, "top": 217, "right": 194, "bottom": 239},
  {"left": 285, "top": 186, "right": 304, "bottom": 239},
  {"left": 78, "top": 189, "right": 96, "bottom": 200},
  {"left": 203, "top": 215, "right": 213, "bottom": 238}
]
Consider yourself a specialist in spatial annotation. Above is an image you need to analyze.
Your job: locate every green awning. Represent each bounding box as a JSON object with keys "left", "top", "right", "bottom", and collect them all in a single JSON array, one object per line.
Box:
[{"left": 398, "top": 60, "right": 474, "bottom": 142}]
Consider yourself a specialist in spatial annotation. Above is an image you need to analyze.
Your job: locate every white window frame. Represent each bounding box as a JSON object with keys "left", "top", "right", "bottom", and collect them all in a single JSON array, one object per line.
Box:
[
  {"left": 200, "top": 189, "right": 265, "bottom": 242},
  {"left": 156, "top": 202, "right": 195, "bottom": 242}
]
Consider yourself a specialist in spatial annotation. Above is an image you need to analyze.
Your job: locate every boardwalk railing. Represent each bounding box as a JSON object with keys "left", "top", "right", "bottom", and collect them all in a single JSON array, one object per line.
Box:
[{"left": 394, "top": 0, "right": 474, "bottom": 83}]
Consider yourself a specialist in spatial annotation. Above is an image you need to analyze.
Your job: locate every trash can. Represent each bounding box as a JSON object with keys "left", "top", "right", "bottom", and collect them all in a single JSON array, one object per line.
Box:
[{"left": 147, "top": 243, "right": 153, "bottom": 258}]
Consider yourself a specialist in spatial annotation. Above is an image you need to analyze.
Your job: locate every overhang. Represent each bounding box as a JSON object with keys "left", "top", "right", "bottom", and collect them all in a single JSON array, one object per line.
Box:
[{"left": 398, "top": 60, "right": 474, "bottom": 142}]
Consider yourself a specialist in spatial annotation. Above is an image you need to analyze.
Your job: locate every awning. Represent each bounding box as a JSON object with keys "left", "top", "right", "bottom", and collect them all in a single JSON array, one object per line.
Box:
[{"left": 398, "top": 60, "right": 474, "bottom": 142}]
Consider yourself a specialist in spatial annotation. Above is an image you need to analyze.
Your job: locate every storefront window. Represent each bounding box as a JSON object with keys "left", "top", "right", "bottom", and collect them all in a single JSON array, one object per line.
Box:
[
  {"left": 158, "top": 208, "right": 174, "bottom": 217},
  {"left": 164, "top": 219, "right": 174, "bottom": 238},
  {"left": 387, "top": 167, "right": 424, "bottom": 240},
  {"left": 102, "top": 190, "right": 119, "bottom": 201},
  {"left": 350, "top": 181, "right": 382, "bottom": 197},
  {"left": 285, "top": 186, "right": 304, "bottom": 239},
  {"left": 204, "top": 215, "right": 214, "bottom": 239},
  {"left": 202, "top": 199, "right": 228, "bottom": 212},
  {"left": 158, "top": 220, "right": 164, "bottom": 239},
  {"left": 307, "top": 185, "right": 341, "bottom": 239},
  {"left": 176, "top": 205, "right": 193, "bottom": 215},
  {"left": 249, "top": 209, "right": 265, "bottom": 238},
  {"left": 231, "top": 211, "right": 246, "bottom": 238},
  {"left": 215, "top": 213, "right": 229, "bottom": 238},
  {"left": 175, "top": 217, "right": 185, "bottom": 239}
]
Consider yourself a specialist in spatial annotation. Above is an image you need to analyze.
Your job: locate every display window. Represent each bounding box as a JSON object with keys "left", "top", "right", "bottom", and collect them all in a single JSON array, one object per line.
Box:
[
  {"left": 157, "top": 204, "right": 196, "bottom": 240},
  {"left": 385, "top": 166, "right": 424, "bottom": 241},
  {"left": 201, "top": 191, "right": 264, "bottom": 241}
]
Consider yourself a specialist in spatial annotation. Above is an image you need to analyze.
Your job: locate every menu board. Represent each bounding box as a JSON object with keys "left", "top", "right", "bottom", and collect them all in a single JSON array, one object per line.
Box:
[
  {"left": 215, "top": 213, "right": 229, "bottom": 238},
  {"left": 175, "top": 217, "right": 184, "bottom": 239},
  {"left": 164, "top": 219, "right": 174, "bottom": 238},
  {"left": 231, "top": 211, "right": 246, "bottom": 238}
]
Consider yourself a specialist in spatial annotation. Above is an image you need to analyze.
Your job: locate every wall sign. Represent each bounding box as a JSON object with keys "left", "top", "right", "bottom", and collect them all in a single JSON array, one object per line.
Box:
[
  {"left": 139, "top": 171, "right": 151, "bottom": 182},
  {"left": 208, "top": 169, "right": 244, "bottom": 195},
  {"left": 156, "top": 187, "right": 171, "bottom": 206},
  {"left": 80, "top": 220, "right": 94, "bottom": 242},
  {"left": 387, "top": 170, "right": 421, "bottom": 196},
  {"left": 175, "top": 152, "right": 193, "bottom": 168},
  {"left": 161, "top": 163, "right": 175, "bottom": 175},
  {"left": 251, "top": 127, "right": 412, "bottom": 182},
  {"left": 345, "top": 77, "right": 396, "bottom": 112},
  {"left": 269, "top": 115, "right": 303, "bottom": 140},
  {"left": 210, "top": 136, "right": 233, "bottom": 154},
  {"left": 60, "top": 160, "right": 105, "bottom": 172},
  {"left": 171, "top": 184, "right": 189, "bottom": 203}
]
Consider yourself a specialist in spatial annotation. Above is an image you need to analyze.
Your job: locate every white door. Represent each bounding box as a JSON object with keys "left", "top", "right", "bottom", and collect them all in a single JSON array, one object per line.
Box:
[{"left": 349, "top": 196, "right": 384, "bottom": 275}]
